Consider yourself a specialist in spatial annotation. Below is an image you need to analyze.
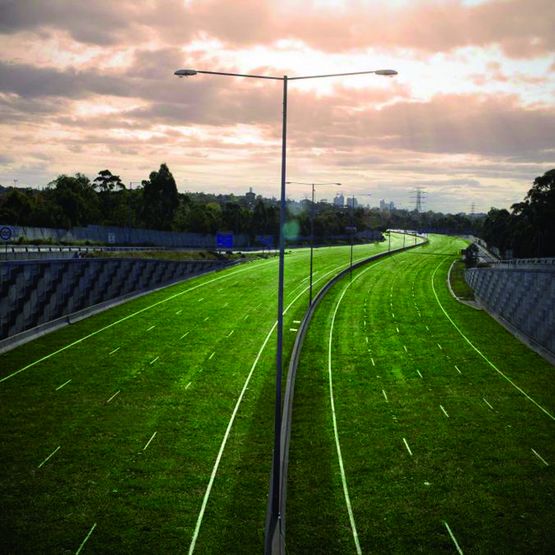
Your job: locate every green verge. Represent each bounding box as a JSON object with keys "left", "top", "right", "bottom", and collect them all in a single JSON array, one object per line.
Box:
[
  {"left": 0, "top": 236, "right": 406, "bottom": 553},
  {"left": 449, "top": 258, "right": 475, "bottom": 301},
  {"left": 287, "top": 234, "right": 554, "bottom": 553}
]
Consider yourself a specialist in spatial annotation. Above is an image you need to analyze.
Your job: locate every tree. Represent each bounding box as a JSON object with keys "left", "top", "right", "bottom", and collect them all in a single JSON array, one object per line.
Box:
[
  {"left": 142, "top": 163, "right": 179, "bottom": 230},
  {"left": 93, "top": 169, "right": 124, "bottom": 193}
]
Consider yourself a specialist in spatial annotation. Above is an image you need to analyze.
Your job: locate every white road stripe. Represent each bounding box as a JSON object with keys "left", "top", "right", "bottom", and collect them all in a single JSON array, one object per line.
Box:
[
  {"left": 402, "top": 437, "right": 413, "bottom": 456},
  {"left": 55, "top": 379, "right": 72, "bottom": 391},
  {"left": 244, "top": 314, "right": 249, "bottom": 320},
  {"left": 75, "top": 522, "right": 97, "bottom": 555},
  {"left": 109, "top": 347, "right": 120, "bottom": 356},
  {"left": 176, "top": 309, "right": 182, "bottom": 315},
  {"left": 440, "top": 405, "right": 449, "bottom": 418},
  {"left": 443, "top": 521, "right": 464, "bottom": 554},
  {"left": 149, "top": 356, "right": 159, "bottom": 365},
  {"left": 371, "top": 358, "right": 375, "bottom": 367},
  {"left": 197, "top": 298, "right": 204, "bottom": 303},
  {"left": 425, "top": 326, "right": 430, "bottom": 332},
  {"left": 437, "top": 343, "right": 443, "bottom": 350},
  {"left": 204, "top": 317, "right": 210, "bottom": 321},
  {"left": 416, "top": 370, "right": 423, "bottom": 378},
  {"left": 143, "top": 431, "right": 157, "bottom": 451},
  {"left": 403, "top": 345, "right": 408, "bottom": 353},
  {"left": 106, "top": 390, "right": 120, "bottom": 403},
  {"left": 147, "top": 325, "right": 156, "bottom": 331},
  {"left": 396, "top": 326, "right": 399, "bottom": 333},
  {"left": 180, "top": 331, "right": 190, "bottom": 339},
  {"left": 431, "top": 260, "right": 555, "bottom": 422},
  {"left": 455, "top": 365, "right": 462, "bottom": 374},
  {"left": 209, "top": 352, "right": 215, "bottom": 360},
  {"left": 531, "top": 448, "right": 549, "bottom": 466},
  {"left": 382, "top": 389, "right": 389, "bottom": 402},
  {"left": 223, "top": 302, "right": 229, "bottom": 308},
  {"left": 483, "top": 398, "right": 494, "bottom": 410},
  {"left": 289, "top": 328, "right": 298, "bottom": 332},
  {"left": 293, "top": 320, "right": 301, "bottom": 324},
  {"left": 185, "top": 382, "right": 192, "bottom": 390},
  {"left": 38, "top": 445, "right": 61, "bottom": 468},
  {"left": 227, "top": 329, "right": 235, "bottom": 337}
]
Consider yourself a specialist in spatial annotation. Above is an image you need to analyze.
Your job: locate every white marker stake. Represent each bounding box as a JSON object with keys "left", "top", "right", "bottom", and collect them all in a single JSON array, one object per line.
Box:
[
  {"left": 147, "top": 325, "right": 156, "bottom": 332},
  {"left": 106, "top": 390, "right": 120, "bottom": 403},
  {"left": 149, "top": 356, "right": 159, "bottom": 365},
  {"left": 483, "top": 398, "right": 494, "bottom": 410},
  {"left": 402, "top": 438, "right": 413, "bottom": 456},
  {"left": 109, "top": 347, "right": 120, "bottom": 356},
  {"left": 38, "top": 445, "right": 61, "bottom": 468},
  {"left": 180, "top": 331, "right": 189, "bottom": 339},
  {"left": 443, "top": 521, "right": 464, "bottom": 554},
  {"left": 75, "top": 522, "right": 97, "bottom": 555},
  {"left": 440, "top": 405, "right": 449, "bottom": 418},
  {"left": 227, "top": 330, "right": 235, "bottom": 337},
  {"left": 531, "top": 448, "right": 549, "bottom": 466},
  {"left": 143, "top": 431, "right": 157, "bottom": 451},
  {"left": 416, "top": 370, "right": 423, "bottom": 379},
  {"left": 56, "top": 379, "right": 72, "bottom": 391},
  {"left": 382, "top": 389, "right": 389, "bottom": 402},
  {"left": 209, "top": 352, "right": 215, "bottom": 360}
]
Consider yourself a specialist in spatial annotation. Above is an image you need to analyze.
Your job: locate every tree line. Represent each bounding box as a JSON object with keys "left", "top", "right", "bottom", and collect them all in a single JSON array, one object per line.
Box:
[
  {"left": 481, "top": 169, "right": 554, "bottom": 258},
  {"left": 1, "top": 162, "right": 484, "bottom": 244}
]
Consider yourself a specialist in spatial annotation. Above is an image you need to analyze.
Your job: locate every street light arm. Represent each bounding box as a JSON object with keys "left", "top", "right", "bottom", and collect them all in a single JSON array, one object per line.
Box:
[
  {"left": 290, "top": 69, "right": 397, "bottom": 80},
  {"left": 175, "top": 69, "right": 282, "bottom": 80}
]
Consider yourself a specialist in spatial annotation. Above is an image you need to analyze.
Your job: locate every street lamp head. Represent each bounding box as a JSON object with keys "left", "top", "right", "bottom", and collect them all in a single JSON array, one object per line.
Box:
[
  {"left": 174, "top": 69, "right": 198, "bottom": 77},
  {"left": 374, "top": 69, "right": 398, "bottom": 76}
]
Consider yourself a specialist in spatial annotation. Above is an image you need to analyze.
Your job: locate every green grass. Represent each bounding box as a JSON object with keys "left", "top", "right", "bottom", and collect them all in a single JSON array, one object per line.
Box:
[
  {"left": 287, "top": 234, "right": 554, "bottom": 553},
  {"left": 449, "top": 258, "right": 475, "bottom": 301},
  {"left": 0, "top": 236, "right": 407, "bottom": 553}
]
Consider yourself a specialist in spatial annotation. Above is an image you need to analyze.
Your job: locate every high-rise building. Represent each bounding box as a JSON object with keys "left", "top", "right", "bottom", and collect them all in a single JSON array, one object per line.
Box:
[
  {"left": 346, "top": 197, "right": 358, "bottom": 209},
  {"left": 245, "top": 187, "right": 256, "bottom": 207},
  {"left": 333, "top": 192, "right": 345, "bottom": 208}
]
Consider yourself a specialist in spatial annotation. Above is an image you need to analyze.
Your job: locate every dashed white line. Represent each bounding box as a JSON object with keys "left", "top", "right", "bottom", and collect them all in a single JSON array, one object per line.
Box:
[
  {"left": 106, "top": 390, "right": 120, "bottom": 403},
  {"left": 443, "top": 521, "right": 463, "bottom": 554},
  {"left": 55, "top": 379, "right": 72, "bottom": 391},
  {"left": 109, "top": 347, "right": 120, "bottom": 356},
  {"left": 204, "top": 316, "right": 210, "bottom": 322},
  {"left": 147, "top": 325, "right": 156, "bottom": 332},
  {"left": 289, "top": 328, "right": 298, "bottom": 332},
  {"left": 149, "top": 356, "right": 159, "bottom": 365},
  {"left": 293, "top": 320, "right": 301, "bottom": 324},
  {"left": 371, "top": 357, "right": 375, "bottom": 367},
  {"left": 483, "top": 398, "right": 494, "bottom": 410},
  {"left": 223, "top": 302, "right": 229, "bottom": 308},
  {"left": 38, "top": 445, "right": 61, "bottom": 468},
  {"left": 440, "top": 405, "right": 449, "bottom": 418},
  {"left": 416, "top": 370, "right": 423, "bottom": 378},
  {"left": 244, "top": 314, "right": 249, "bottom": 320},
  {"left": 403, "top": 345, "right": 408, "bottom": 353},
  {"left": 437, "top": 343, "right": 443, "bottom": 350},
  {"left": 425, "top": 326, "right": 430, "bottom": 332},
  {"left": 227, "top": 329, "right": 235, "bottom": 337},
  {"left": 382, "top": 389, "right": 389, "bottom": 402},
  {"left": 185, "top": 382, "right": 192, "bottom": 390},
  {"left": 396, "top": 326, "right": 400, "bottom": 333},
  {"left": 531, "top": 448, "right": 549, "bottom": 466},
  {"left": 143, "top": 431, "right": 157, "bottom": 451},
  {"left": 176, "top": 309, "right": 182, "bottom": 315},
  {"left": 402, "top": 437, "right": 413, "bottom": 456},
  {"left": 209, "top": 352, "right": 215, "bottom": 360},
  {"left": 180, "top": 331, "right": 190, "bottom": 339},
  {"left": 455, "top": 365, "right": 462, "bottom": 374},
  {"left": 75, "top": 522, "right": 97, "bottom": 555},
  {"left": 197, "top": 298, "right": 205, "bottom": 303}
]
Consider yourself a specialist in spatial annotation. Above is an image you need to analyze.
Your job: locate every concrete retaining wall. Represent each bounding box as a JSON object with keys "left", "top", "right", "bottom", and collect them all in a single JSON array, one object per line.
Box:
[
  {"left": 0, "top": 257, "right": 229, "bottom": 343},
  {"left": 465, "top": 264, "right": 555, "bottom": 360}
]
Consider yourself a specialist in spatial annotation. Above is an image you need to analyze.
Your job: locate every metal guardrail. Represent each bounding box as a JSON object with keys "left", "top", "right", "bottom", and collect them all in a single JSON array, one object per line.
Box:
[{"left": 264, "top": 236, "right": 429, "bottom": 554}]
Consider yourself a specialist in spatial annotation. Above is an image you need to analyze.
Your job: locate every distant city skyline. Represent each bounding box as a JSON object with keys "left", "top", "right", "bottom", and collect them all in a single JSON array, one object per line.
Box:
[{"left": 0, "top": 0, "right": 553, "bottom": 214}]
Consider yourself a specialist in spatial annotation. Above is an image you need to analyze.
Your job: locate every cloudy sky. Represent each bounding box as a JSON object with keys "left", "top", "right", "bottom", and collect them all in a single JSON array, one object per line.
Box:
[{"left": 0, "top": 0, "right": 554, "bottom": 213}]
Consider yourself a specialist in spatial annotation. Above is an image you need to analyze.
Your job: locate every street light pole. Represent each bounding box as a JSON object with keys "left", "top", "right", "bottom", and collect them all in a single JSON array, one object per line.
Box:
[
  {"left": 286, "top": 181, "right": 341, "bottom": 306},
  {"left": 174, "top": 66, "right": 397, "bottom": 553}
]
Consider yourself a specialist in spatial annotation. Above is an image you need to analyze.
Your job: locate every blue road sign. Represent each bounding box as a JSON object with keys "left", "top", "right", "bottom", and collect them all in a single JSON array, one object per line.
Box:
[
  {"left": 216, "top": 232, "right": 233, "bottom": 249},
  {"left": 0, "top": 226, "right": 13, "bottom": 241},
  {"left": 256, "top": 234, "right": 274, "bottom": 248}
]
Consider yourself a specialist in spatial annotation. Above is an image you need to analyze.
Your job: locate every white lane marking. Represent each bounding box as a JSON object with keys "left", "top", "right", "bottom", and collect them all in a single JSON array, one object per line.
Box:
[
  {"left": 425, "top": 326, "right": 430, "bottom": 332},
  {"left": 396, "top": 326, "right": 399, "bottom": 333},
  {"left": 185, "top": 382, "right": 192, "bottom": 390},
  {"left": 437, "top": 343, "right": 443, "bottom": 350},
  {"left": 382, "top": 389, "right": 389, "bottom": 402},
  {"left": 289, "top": 328, "right": 298, "bottom": 332},
  {"left": 106, "top": 390, "right": 120, "bottom": 403},
  {"left": 365, "top": 337, "right": 369, "bottom": 344},
  {"left": 149, "top": 356, "right": 159, "bottom": 365},
  {"left": 371, "top": 358, "right": 375, "bottom": 367},
  {"left": 402, "top": 437, "right": 413, "bottom": 456},
  {"left": 209, "top": 352, "right": 215, "bottom": 360},
  {"left": 143, "top": 431, "right": 157, "bottom": 451},
  {"left": 244, "top": 314, "right": 249, "bottom": 320},
  {"left": 0, "top": 259, "right": 276, "bottom": 384},
  {"left": 188, "top": 252, "right": 391, "bottom": 554},
  {"left": 403, "top": 345, "right": 408, "bottom": 353},
  {"left": 483, "top": 398, "right": 494, "bottom": 410},
  {"left": 75, "top": 522, "right": 97, "bottom": 555},
  {"left": 443, "top": 521, "right": 464, "bottom": 554},
  {"left": 38, "top": 445, "right": 61, "bottom": 468},
  {"left": 176, "top": 309, "right": 182, "bottom": 315},
  {"left": 223, "top": 302, "right": 229, "bottom": 308},
  {"left": 293, "top": 320, "right": 301, "bottom": 324},
  {"left": 227, "top": 329, "right": 235, "bottom": 337},
  {"left": 531, "top": 448, "right": 549, "bottom": 466},
  {"left": 455, "top": 365, "right": 462, "bottom": 374},
  {"left": 440, "top": 405, "right": 449, "bottom": 418},
  {"left": 197, "top": 298, "right": 204, "bottom": 303},
  {"left": 147, "top": 325, "right": 156, "bottom": 332},
  {"left": 416, "top": 370, "right": 423, "bottom": 378},
  {"left": 180, "top": 331, "right": 190, "bottom": 339},
  {"left": 109, "top": 347, "right": 120, "bottom": 356},
  {"left": 56, "top": 379, "right": 72, "bottom": 391},
  {"left": 204, "top": 317, "right": 210, "bottom": 322},
  {"left": 431, "top": 260, "right": 555, "bottom": 422},
  {"left": 391, "top": 312, "right": 395, "bottom": 318}
]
